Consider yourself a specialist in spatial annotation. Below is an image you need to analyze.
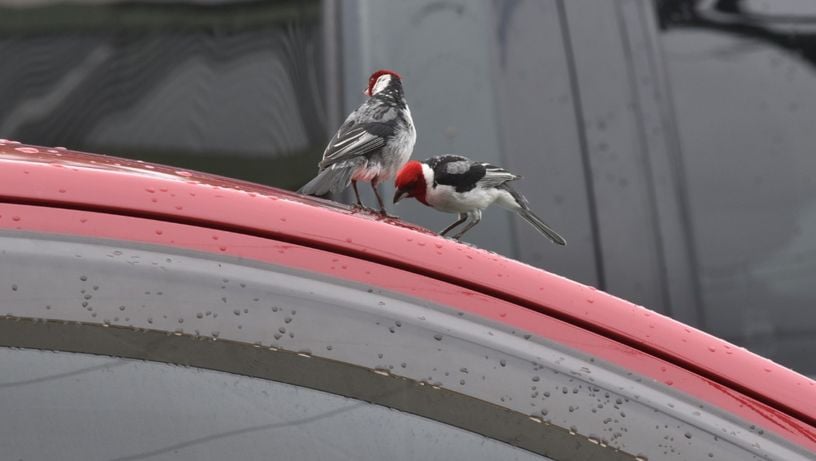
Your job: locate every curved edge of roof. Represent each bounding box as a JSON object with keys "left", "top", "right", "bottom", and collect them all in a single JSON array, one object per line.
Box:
[{"left": 1, "top": 140, "right": 814, "bottom": 425}]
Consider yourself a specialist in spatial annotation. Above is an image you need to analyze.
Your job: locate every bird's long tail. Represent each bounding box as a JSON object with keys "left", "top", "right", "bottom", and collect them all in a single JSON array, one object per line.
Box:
[
  {"left": 499, "top": 183, "right": 566, "bottom": 245},
  {"left": 516, "top": 208, "right": 567, "bottom": 246},
  {"left": 298, "top": 166, "right": 355, "bottom": 196}
]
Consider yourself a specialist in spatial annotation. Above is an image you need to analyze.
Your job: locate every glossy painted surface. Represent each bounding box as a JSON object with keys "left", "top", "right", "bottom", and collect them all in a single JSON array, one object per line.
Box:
[{"left": 0, "top": 140, "right": 814, "bottom": 451}]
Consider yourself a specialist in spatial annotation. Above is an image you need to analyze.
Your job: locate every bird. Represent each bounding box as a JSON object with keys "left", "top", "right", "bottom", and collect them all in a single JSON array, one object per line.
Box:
[
  {"left": 392, "top": 155, "right": 566, "bottom": 244},
  {"left": 299, "top": 69, "right": 416, "bottom": 215}
]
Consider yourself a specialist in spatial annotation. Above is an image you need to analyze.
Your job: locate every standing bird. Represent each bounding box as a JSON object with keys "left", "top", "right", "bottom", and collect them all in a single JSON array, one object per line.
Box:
[
  {"left": 393, "top": 155, "right": 566, "bottom": 244},
  {"left": 299, "top": 69, "right": 416, "bottom": 215}
]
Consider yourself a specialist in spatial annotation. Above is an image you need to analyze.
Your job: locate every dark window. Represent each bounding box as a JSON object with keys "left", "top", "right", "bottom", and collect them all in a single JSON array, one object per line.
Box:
[
  {"left": 0, "top": 0, "right": 326, "bottom": 190},
  {"left": 0, "top": 348, "right": 549, "bottom": 461},
  {"left": 655, "top": 0, "right": 816, "bottom": 375}
]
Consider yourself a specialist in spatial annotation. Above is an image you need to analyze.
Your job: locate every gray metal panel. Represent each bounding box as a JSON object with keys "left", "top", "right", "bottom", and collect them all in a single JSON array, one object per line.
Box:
[
  {"left": 561, "top": 0, "right": 669, "bottom": 312},
  {"left": 0, "top": 231, "right": 806, "bottom": 460},
  {"left": 487, "top": 0, "right": 597, "bottom": 285},
  {"left": 613, "top": 0, "right": 701, "bottom": 323}
]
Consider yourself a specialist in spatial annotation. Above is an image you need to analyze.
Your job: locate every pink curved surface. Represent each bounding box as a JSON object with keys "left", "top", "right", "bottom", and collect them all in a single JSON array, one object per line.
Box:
[{"left": 0, "top": 140, "right": 814, "bottom": 450}]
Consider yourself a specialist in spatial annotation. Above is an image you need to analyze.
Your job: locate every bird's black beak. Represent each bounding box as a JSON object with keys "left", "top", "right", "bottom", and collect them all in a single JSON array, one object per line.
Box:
[{"left": 393, "top": 189, "right": 407, "bottom": 204}]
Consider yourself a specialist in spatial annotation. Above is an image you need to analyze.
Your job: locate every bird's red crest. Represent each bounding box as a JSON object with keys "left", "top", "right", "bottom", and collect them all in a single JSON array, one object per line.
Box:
[
  {"left": 395, "top": 160, "right": 428, "bottom": 205},
  {"left": 367, "top": 69, "right": 401, "bottom": 96},
  {"left": 395, "top": 160, "right": 422, "bottom": 189}
]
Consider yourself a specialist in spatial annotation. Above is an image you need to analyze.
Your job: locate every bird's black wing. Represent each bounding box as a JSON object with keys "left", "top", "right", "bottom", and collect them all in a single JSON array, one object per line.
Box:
[
  {"left": 319, "top": 121, "right": 395, "bottom": 169},
  {"left": 429, "top": 155, "right": 487, "bottom": 193}
]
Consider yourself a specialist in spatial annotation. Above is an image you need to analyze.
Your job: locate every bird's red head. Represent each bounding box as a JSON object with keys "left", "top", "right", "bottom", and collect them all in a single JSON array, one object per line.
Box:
[
  {"left": 366, "top": 69, "right": 401, "bottom": 96},
  {"left": 393, "top": 160, "right": 428, "bottom": 206}
]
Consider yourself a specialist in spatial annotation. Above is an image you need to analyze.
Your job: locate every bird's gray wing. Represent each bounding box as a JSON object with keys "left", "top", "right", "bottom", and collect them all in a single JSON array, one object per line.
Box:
[
  {"left": 319, "top": 121, "right": 395, "bottom": 169},
  {"left": 476, "top": 163, "right": 520, "bottom": 188}
]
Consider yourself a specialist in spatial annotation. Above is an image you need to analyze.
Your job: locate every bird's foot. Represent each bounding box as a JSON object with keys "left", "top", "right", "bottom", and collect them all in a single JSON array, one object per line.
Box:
[
  {"left": 377, "top": 209, "right": 400, "bottom": 219},
  {"left": 352, "top": 203, "right": 377, "bottom": 214}
]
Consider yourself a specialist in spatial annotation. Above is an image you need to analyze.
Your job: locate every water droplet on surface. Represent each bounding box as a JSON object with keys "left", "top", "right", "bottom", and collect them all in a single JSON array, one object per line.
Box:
[{"left": 15, "top": 147, "right": 40, "bottom": 154}]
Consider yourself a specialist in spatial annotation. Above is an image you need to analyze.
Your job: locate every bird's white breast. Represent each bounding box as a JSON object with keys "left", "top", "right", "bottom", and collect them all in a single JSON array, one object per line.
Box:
[{"left": 426, "top": 184, "right": 502, "bottom": 214}]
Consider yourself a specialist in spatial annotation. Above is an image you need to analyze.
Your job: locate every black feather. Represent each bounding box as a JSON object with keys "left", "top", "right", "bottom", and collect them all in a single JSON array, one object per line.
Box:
[{"left": 428, "top": 155, "right": 486, "bottom": 193}]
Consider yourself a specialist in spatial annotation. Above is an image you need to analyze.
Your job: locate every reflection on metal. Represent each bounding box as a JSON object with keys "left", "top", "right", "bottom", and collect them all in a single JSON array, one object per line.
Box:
[
  {"left": 0, "top": 1, "right": 320, "bottom": 34},
  {"left": 0, "top": 317, "right": 631, "bottom": 461},
  {"left": 657, "top": 0, "right": 816, "bottom": 68}
]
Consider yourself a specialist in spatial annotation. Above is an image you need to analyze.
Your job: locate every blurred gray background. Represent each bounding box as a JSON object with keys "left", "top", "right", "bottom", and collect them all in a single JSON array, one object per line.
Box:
[{"left": 1, "top": 0, "right": 815, "bottom": 377}]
